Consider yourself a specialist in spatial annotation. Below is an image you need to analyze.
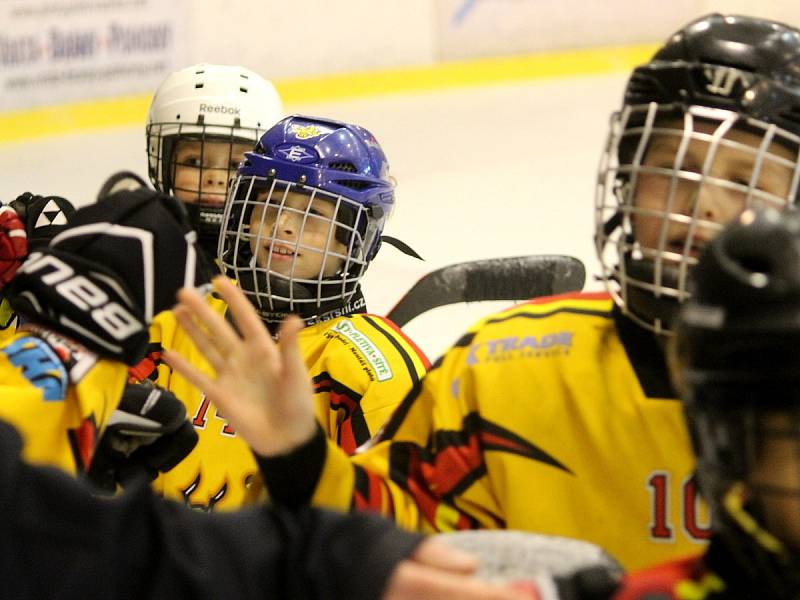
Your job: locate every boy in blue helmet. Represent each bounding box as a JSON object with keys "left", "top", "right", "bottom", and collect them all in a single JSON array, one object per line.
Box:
[
  {"left": 222, "top": 117, "right": 395, "bottom": 326},
  {"left": 164, "top": 13, "right": 800, "bottom": 574},
  {"left": 136, "top": 116, "right": 429, "bottom": 510}
]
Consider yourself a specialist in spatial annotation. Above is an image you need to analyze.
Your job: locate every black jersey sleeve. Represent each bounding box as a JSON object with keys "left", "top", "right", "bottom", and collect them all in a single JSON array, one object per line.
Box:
[{"left": 0, "top": 419, "right": 422, "bottom": 600}]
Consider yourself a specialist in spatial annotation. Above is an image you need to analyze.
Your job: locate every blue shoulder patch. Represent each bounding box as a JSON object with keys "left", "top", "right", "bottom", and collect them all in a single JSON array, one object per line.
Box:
[{"left": 3, "top": 336, "right": 68, "bottom": 401}]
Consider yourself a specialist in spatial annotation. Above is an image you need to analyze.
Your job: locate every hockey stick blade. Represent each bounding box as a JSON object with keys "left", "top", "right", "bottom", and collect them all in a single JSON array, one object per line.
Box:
[{"left": 386, "top": 255, "right": 585, "bottom": 327}]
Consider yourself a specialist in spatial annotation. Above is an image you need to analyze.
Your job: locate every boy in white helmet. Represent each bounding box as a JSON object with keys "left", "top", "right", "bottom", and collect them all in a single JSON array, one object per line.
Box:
[
  {"left": 146, "top": 63, "right": 284, "bottom": 259},
  {"left": 82, "top": 64, "right": 285, "bottom": 489}
]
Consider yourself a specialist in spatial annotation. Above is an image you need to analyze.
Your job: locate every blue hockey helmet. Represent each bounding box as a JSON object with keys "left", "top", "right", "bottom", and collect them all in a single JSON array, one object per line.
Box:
[{"left": 220, "top": 115, "right": 396, "bottom": 325}]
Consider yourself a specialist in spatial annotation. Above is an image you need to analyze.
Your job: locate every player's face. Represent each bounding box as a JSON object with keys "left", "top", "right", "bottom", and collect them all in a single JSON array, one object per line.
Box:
[
  {"left": 633, "top": 121, "right": 795, "bottom": 259},
  {"left": 172, "top": 139, "right": 251, "bottom": 206},
  {"left": 248, "top": 189, "right": 347, "bottom": 280},
  {"left": 749, "top": 411, "right": 800, "bottom": 550}
]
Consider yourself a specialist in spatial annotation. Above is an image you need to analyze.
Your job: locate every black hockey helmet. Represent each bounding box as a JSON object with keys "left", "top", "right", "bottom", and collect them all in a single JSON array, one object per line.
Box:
[
  {"left": 596, "top": 14, "right": 800, "bottom": 334},
  {"left": 673, "top": 206, "right": 800, "bottom": 597}
]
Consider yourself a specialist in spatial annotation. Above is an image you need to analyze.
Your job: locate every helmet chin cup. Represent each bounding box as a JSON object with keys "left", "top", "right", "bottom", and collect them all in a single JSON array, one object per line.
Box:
[
  {"left": 235, "top": 269, "right": 314, "bottom": 312},
  {"left": 183, "top": 202, "right": 224, "bottom": 260},
  {"left": 621, "top": 257, "right": 683, "bottom": 334}
]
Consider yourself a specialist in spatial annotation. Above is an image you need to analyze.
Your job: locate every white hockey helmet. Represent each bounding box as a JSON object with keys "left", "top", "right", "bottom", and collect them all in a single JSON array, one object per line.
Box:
[
  {"left": 146, "top": 64, "right": 284, "bottom": 254},
  {"left": 147, "top": 64, "right": 283, "bottom": 190}
]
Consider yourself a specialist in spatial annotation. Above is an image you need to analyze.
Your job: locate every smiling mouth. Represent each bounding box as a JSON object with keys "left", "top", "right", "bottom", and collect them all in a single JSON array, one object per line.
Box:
[{"left": 267, "top": 244, "right": 299, "bottom": 260}]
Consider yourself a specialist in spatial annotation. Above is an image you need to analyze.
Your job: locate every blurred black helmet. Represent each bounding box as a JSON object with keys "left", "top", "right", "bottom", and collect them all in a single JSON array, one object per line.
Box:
[{"left": 675, "top": 206, "right": 800, "bottom": 598}]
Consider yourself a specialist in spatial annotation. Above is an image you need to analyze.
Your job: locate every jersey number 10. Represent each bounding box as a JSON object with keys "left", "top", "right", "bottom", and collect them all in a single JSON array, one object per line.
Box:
[{"left": 648, "top": 472, "right": 711, "bottom": 541}]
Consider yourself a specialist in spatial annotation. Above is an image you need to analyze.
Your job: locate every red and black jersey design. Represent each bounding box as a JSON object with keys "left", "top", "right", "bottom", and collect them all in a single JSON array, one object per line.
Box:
[
  {"left": 304, "top": 293, "right": 707, "bottom": 570},
  {"left": 314, "top": 372, "right": 371, "bottom": 454},
  {"left": 354, "top": 411, "right": 571, "bottom": 530},
  {"left": 614, "top": 554, "right": 724, "bottom": 599},
  {"left": 128, "top": 342, "right": 164, "bottom": 383},
  {"left": 145, "top": 301, "right": 429, "bottom": 510},
  {"left": 68, "top": 414, "right": 99, "bottom": 472}
]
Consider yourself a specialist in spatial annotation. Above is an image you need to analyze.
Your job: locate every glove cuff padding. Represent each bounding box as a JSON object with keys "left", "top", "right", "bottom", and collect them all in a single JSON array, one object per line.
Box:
[
  {"left": 110, "top": 382, "right": 189, "bottom": 436},
  {"left": 9, "top": 248, "right": 148, "bottom": 365}
]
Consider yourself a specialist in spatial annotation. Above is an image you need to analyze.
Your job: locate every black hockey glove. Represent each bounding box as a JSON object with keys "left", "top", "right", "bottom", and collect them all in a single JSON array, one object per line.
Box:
[
  {"left": 554, "top": 565, "right": 622, "bottom": 600},
  {"left": 9, "top": 192, "right": 76, "bottom": 250},
  {"left": 87, "top": 381, "right": 198, "bottom": 493}
]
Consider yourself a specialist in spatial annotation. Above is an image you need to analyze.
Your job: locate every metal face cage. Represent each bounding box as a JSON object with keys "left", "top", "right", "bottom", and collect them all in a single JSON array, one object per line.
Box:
[
  {"left": 220, "top": 175, "right": 376, "bottom": 323},
  {"left": 596, "top": 102, "right": 800, "bottom": 333}
]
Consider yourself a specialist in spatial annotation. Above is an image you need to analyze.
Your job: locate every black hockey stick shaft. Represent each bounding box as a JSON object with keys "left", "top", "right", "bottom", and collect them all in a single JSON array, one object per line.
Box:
[{"left": 386, "top": 255, "right": 586, "bottom": 327}]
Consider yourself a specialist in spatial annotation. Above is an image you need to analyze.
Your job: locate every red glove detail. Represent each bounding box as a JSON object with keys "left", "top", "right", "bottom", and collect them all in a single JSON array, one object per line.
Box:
[{"left": 0, "top": 205, "right": 28, "bottom": 288}]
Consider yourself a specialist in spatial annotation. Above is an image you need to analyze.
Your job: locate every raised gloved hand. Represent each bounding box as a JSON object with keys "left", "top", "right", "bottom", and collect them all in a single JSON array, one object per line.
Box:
[
  {"left": 9, "top": 192, "right": 76, "bottom": 250},
  {"left": 0, "top": 205, "right": 28, "bottom": 289},
  {"left": 87, "top": 380, "right": 198, "bottom": 492}
]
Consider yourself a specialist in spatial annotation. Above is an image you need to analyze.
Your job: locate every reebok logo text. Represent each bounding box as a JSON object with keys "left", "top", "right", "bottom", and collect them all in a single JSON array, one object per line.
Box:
[{"left": 199, "top": 104, "right": 240, "bottom": 115}]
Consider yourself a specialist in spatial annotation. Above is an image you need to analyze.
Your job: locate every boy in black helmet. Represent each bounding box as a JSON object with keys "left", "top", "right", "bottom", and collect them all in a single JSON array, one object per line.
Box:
[{"left": 166, "top": 14, "right": 800, "bottom": 572}]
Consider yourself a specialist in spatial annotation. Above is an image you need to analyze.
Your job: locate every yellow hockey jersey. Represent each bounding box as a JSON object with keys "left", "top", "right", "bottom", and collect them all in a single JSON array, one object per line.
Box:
[
  {"left": 283, "top": 292, "right": 708, "bottom": 572},
  {"left": 133, "top": 297, "right": 430, "bottom": 510},
  {"left": 0, "top": 329, "right": 127, "bottom": 474},
  {"left": 0, "top": 297, "right": 16, "bottom": 343}
]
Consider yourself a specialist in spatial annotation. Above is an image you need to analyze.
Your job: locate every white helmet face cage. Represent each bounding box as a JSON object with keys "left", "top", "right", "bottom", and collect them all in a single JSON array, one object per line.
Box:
[
  {"left": 220, "top": 175, "right": 376, "bottom": 322},
  {"left": 596, "top": 102, "right": 800, "bottom": 334},
  {"left": 147, "top": 124, "right": 259, "bottom": 205}
]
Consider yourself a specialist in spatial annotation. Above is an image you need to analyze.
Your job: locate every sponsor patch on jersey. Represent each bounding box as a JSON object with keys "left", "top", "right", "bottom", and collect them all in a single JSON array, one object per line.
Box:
[
  {"left": 466, "top": 331, "right": 574, "bottom": 366},
  {"left": 2, "top": 336, "right": 68, "bottom": 401},
  {"left": 331, "top": 319, "right": 393, "bottom": 381},
  {"left": 22, "top": 325, "right": 98, "bottom": 383}
]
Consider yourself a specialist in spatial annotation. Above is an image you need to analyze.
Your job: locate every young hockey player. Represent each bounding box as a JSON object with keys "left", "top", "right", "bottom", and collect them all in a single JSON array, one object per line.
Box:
[
  {"left": 0, "top": 201, "right": 528, "bottom": 600},
  {"left": 0, "top": 181, "right": 211, "bottom": 476},
  {"left": 164, "top": 13, "right": 800, "bottom": 572},
  {"left": 606, "top": 207, "right": 800, "bottom": 599},
  {"left": 141, "top": 115, "right": 429, "bottom": 510},
  {"left": 129, "top": 63, "right": 282, "bottom": 386},
  {"left": 146, "top": 63, "right": 284, "bottom": 258}
]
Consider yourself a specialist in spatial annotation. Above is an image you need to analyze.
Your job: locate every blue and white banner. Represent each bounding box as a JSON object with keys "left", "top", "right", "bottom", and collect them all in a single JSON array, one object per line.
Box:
[
  {"left": 0, "top": 0, "right": 187, "bottom": 111},
  {"left": 435, "top": 0, "right": 702, "bottom": 60}
]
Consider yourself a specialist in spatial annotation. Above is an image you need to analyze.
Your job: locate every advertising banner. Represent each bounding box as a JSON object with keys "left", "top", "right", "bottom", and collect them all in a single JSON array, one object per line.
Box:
[{"left": 0, "top": 0, "right": 187, "bottom": 111}]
